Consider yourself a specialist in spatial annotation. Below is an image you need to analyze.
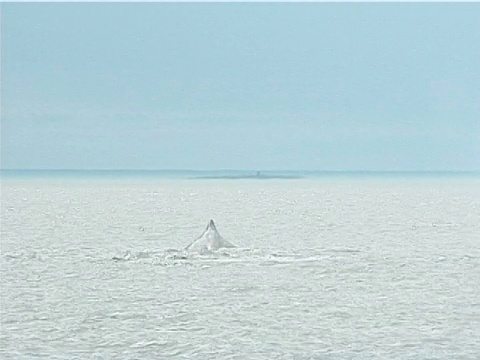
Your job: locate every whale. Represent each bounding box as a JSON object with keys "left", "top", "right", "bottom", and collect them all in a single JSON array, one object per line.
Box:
[{"left": 185, "top": 220, "right": 235, "bottom": 253}]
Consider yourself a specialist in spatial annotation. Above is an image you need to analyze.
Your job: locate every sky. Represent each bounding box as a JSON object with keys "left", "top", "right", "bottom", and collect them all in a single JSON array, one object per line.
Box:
[{"left": 1, "top": 3, "right": 479, "bottom": 171}]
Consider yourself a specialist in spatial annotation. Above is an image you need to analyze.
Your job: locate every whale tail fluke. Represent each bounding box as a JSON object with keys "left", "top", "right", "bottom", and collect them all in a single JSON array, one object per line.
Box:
[
  {"left": 185, "top": 220, "right": 235, "bottom": 252},
  {"left": 207, "top": 219, "right": 217, "bottom": 231}
]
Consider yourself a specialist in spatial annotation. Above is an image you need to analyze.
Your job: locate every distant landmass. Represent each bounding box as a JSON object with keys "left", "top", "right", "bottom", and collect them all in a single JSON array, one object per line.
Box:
[{"left": 191, "top": 171, "right": 303, "bottom": 180}]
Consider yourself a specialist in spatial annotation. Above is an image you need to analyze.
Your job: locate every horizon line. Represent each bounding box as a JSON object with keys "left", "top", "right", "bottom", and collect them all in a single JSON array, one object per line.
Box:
[{"left": 1, "top": 169, "right": 479, "bottom": 173}]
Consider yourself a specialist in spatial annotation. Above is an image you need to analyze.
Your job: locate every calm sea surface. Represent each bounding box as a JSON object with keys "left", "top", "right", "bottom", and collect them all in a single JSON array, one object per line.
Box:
[{"left": 1, "top": 175, "right": 479, "bottom": 359}]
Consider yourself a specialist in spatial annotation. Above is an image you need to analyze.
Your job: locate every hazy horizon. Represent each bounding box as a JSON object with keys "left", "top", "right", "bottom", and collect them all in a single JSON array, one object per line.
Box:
[
  {"left": 2, "top": 3, "right": 479, "bottom": 171},
  {"left": 1, "top": 168, "right": 479, "bottom": 172},
  {"left": 2, "top": 168, "right": 479, "bottom": 177}
]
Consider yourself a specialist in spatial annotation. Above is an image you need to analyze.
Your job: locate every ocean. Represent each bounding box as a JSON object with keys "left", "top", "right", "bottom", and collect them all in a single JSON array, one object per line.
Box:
[{"left": 1, "top": 172, "right": 479, "bottom": 359}]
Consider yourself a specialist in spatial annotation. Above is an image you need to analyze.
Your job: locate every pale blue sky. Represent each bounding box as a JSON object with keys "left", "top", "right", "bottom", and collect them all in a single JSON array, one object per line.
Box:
[{"left": 2, "top": 3, "right": 479, "bottom": 170}]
